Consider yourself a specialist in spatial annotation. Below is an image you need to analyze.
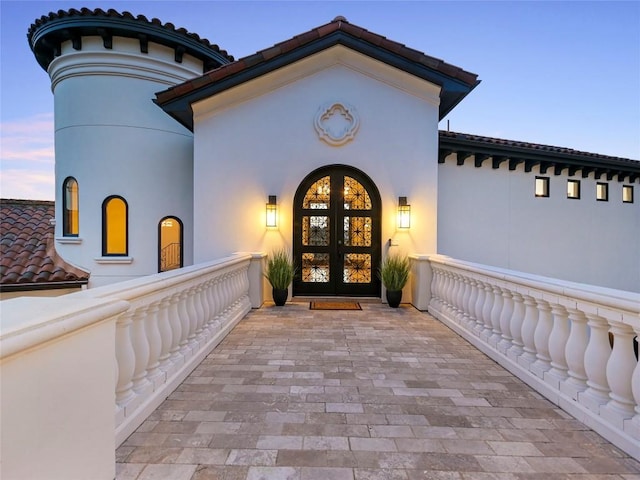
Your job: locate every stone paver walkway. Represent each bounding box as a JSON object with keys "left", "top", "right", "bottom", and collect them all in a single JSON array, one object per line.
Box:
[{"left": 116, "top": 303, "right": 640, "bottom": 480}]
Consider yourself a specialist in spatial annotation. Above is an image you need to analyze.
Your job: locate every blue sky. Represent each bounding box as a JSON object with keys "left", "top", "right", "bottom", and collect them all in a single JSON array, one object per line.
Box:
[{"left": 1, "top": 0, "right": 639, "bottom": 200}]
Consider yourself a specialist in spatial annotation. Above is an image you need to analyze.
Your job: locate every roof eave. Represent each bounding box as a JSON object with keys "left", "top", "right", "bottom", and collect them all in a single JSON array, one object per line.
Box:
[
  {"left": 29, "top": 13, "right": 232, "bottom": 72},
  {"left": 439, "top": 132, "right": 640, "bottom": 178},
  {"left": 156, "top": 32, "right": 479, "bottom": 131},
  {"left": 0, "top": 280, "right": 89, "bottom": 293}
]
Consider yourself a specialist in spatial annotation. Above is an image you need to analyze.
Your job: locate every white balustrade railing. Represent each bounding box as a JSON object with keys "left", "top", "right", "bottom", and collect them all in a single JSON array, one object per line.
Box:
[
  {"left": 77, "top": 253, "right": 258, "bottom": 445},
  {"left": 1, "top": 252, "right": 264, "bottom": 479},
  {"left": 418, "top": 254, "right": 640, "bottom": 461}
]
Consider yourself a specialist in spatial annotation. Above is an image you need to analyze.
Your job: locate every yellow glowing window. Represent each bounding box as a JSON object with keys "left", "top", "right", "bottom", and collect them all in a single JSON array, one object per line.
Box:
[
  {"left": 623, "top": 185, "right": 634, "bottom": 204},
  {"left": 567, "top": 180, "right": 580, "bottom": 199},
  {"left": 535, "top": 177, "right": 549, "bottom": 197},
  {"left": 596, "top": 183, "right": 608, "bottom": 201},
  {"left": 159, "top": 216, "right": 182, "bottom": 272},
  {"left": 103, "top": 196, "right": 127, "bottom": 255},
  {"left": 63, "top": 177, "right": 79, "bottom": 236}
]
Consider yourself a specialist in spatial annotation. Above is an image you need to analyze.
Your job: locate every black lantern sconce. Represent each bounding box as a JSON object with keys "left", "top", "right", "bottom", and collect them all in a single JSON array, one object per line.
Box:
[
  {"left": 397, "top": 196, "right": 410, "bottom": 229},
  {"left": 266, "top": 195, "right": 278, "bottom": 228}
]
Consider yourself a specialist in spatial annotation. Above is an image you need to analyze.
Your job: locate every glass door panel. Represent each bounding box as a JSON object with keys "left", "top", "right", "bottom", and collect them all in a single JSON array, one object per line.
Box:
[{"left": 294, "top": 167, "right": 380, "bottom": 296}]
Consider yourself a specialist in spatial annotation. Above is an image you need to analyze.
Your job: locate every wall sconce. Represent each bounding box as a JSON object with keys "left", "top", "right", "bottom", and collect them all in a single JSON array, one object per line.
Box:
[
  {"left": 397, "top": 196, "right": 411, "bottom": 229},
  {"left": 266, "top": 195, "right": 278, "bottom": 228}
]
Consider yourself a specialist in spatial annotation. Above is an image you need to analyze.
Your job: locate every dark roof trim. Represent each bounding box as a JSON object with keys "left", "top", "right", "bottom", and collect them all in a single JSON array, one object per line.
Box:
[
  {"left": 0, "top": 280, "right": 88, "bottom": 293},
  {"left": 439, "top": 131, "right": 640, "bottom": 181},
  {"left": 155, "top": 20, "right": 480, "bottom": 130},
  {"left": 28, "top": 8, "right": 233, "bottom": 72}
]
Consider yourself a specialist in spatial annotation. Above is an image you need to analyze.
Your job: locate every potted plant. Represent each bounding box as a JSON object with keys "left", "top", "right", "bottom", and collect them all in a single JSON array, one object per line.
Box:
[
  {"left": 265, "top": 249, "right": 296, "bottom": 306},
  {"left": 379, "top": 254, "right": 410, "bottom": 308}
]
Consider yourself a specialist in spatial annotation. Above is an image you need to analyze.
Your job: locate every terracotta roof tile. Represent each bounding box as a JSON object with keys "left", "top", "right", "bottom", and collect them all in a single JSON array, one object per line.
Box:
[
  {"left": 155, "top": 16, "right": 479, "bottom": 112},
  {"left": 0, "top": 199, "right": 89, "bottom": 289},
  {"left": 27, "top": 8, "right": 234, "bottom": 66},
  {"left": 261, "top": 46, "right": 282, "bottom": 61},
  {"left": 440, "top": 131, "right": 637, "bottom": 162}
]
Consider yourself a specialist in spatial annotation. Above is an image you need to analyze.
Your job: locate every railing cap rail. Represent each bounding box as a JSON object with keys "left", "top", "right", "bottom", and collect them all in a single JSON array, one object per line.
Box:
[
  {"left": 76, "top": 253, "right": 253, "bottom": 302},
  {"left": 424, "top": 254, "right": 640, "bottom": 316},
  {"left": 0, "top": 296, "right": 129, "bottom": 360}
]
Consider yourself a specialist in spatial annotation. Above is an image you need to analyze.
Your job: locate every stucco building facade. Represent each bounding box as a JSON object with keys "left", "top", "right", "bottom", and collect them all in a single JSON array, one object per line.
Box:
[{"left": 27, "top": 9, "right": 640, "bottom": 294}]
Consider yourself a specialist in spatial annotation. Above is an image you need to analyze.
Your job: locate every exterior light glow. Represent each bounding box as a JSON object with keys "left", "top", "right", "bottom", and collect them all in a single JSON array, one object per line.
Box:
[
  {"left": 266, "top": 195, "right": 278, "bottom": 228},
  {"left": 397, "top": 196, "right": 410, "bottom": 229}
]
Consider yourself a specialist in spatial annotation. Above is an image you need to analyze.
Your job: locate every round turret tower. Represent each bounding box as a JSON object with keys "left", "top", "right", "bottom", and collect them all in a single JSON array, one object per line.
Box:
[{"left": 28, "top": 8, "right": 232, "bottom": 286}]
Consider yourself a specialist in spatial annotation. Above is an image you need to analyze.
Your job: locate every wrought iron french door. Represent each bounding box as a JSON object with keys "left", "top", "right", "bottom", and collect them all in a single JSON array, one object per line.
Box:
[{"left": 293, "top": 166, "right": 381, "bottom": 296}]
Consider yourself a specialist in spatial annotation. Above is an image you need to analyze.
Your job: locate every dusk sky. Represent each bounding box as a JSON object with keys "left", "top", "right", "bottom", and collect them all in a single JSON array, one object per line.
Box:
[{"left": 1, "top": 1, "right": 639, "bottom": 200}]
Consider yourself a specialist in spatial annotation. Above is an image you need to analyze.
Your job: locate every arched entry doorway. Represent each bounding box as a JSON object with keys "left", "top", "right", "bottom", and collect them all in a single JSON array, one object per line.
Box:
[{"left": 293, "top": 165, "right": 381, "bottom": 297}]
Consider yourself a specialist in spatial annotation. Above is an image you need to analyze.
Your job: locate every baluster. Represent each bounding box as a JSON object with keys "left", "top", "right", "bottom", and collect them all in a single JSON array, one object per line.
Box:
[
  {"left": 497, "top": 287, "right": 514, "bottom": 353},
  {"left": 224, "top": 271, "right": 233, "bottom": 316},
  {"left": 130, "top": 305, "right": 152, "bottom": 395},
  {"left": 446, "top": 270, "right": 458, "bottom": 320},
  {"left": 439, "top": 268, "right": 449, "bottom": 315},
  {"left": 472, "top": 279, "right": 486, "bottom": 336},
  {"left": 211, "top": 274, "right": 223, "bottom": 328},
  {"left": 241, "top": 264, "right": 251, "bottom": 302},
  {"left": 488, "top": 284, "right": 504, "bottom": 346},
  {"left": 449, "top": 272, "right": 460, "bottom": 321},
  {"left": 230, "top": 269, "right": 241, "bottom": 308},
  {"left": 429, "top": 267, "right": 441, "bottom": 313},
  {"left": 192, "top": 283, "right": 206, "bottom": 346},
  {"left": 145, "top": 300, "right": 164, "bottom": 387},
  {"left": 200, "top": 278, "right": 213, "bottom": 334},
  {"left": 438, "top": 269, "right": 450, "bottom": 318},
  {"left": 531, "top": 297, "right": 553, "bottom": 378},
  {"left": 518, "top": 293, "right": 539, "bottom": 368},
  {"left": 115, "top": 310, "right": 136, "bottom": 408},
  {"left": 545, "top": 303, "right": 570, "bottom": 387},
  {"left": 205, "top": 276, "right": 218, "bottom": 328},
  {"left": 437, "top": 267, "right": 448, "bottom": 315},
  {"left": 464, "top": 276, "right": 479, "bottom": 331},
  {"left": 580, "top": 312, "right": 612, "bottom": 413},
  {"left": 480, "top": 281, "right": 495, "bottom": 341},
  {"left": 168, "top": 292, "right": 185, "bottom": 367},
  {"left": 602, "top": 320, "right": 637, "bottom": 423},
  {"left": 455, "top": 273, "right": 468, "bottom": 325},
  {"left": 507, "top": 291, "right": 525, "bottom": 359},
  {"left": 217, "top": 272, "right": 229, "bottom": 321},
  {"left": 185, "top": 285, "right": 199, "bottom": 352},
  {"left": 200, "top": 279, "right": 214, "bottom": 339},
  {"left": 446, "top": 271, "right": 460, "bottom": 321},
  {"left": 177, "top": 290, "right": 192, "bottom": 359},
  {"left": 562, "top": 307, "right": 589, "bottom": 400},
  {"left": 156, "top": 296, "right": 173, "bottom": 374}
]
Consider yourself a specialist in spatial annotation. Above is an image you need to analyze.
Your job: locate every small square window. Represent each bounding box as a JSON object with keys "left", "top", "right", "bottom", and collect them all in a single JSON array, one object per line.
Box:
[
  {"left": 567, "top": 179, "right": 580, "bottom": 199},
  {"left": 535, "top": 177, "right": 549, "bottom": 197},
  {"left": 596, "top": 183, "right": 608, "bottom": 201},
  {"left": 623, "top": 185, "right": 634, "bottom": 203}
]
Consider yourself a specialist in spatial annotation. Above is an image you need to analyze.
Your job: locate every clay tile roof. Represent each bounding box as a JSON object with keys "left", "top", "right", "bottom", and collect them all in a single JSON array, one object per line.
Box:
[
  {"left": 440, "top": 130, "right": 640, "bottom": 163},
  {"left": 0, "top": 199, "right": 89, "bottom": 291},
  {"left": 28, "top": 8, "right": 234, "bottom": 71},
  {"left": 155, "top": 16, "right": 480, "bottom": 129},
  {"left": 439, "top": 130, "right": 640, "bottom": 177}
]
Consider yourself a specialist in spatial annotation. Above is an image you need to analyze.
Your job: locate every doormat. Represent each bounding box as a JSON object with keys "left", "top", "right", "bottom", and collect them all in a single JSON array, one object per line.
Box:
[{"left": 310, "top": 301, "right": 362, "bottom": 310}]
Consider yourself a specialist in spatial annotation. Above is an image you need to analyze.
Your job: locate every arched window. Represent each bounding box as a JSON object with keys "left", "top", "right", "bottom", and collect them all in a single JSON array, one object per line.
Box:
[
  {"left": 158, "top": 216, "right": 183, "bottom": 272},
  {"left": 63, "top": 177, "right": 79, "bottom": 236},
  {"left": 102, "top": 196, "right": 128, "bottom": 256}
]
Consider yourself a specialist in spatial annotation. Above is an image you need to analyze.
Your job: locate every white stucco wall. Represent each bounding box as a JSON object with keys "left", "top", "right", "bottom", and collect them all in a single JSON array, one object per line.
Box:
[
  {"left": 50, "top": 37, "right": 199, "bottom": 287},
  {"left": 438, "top": 157, "right": 640, "bottom": 293},
  {"left": 192, "top": 46, "right": 441, "bottom": 266}
]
